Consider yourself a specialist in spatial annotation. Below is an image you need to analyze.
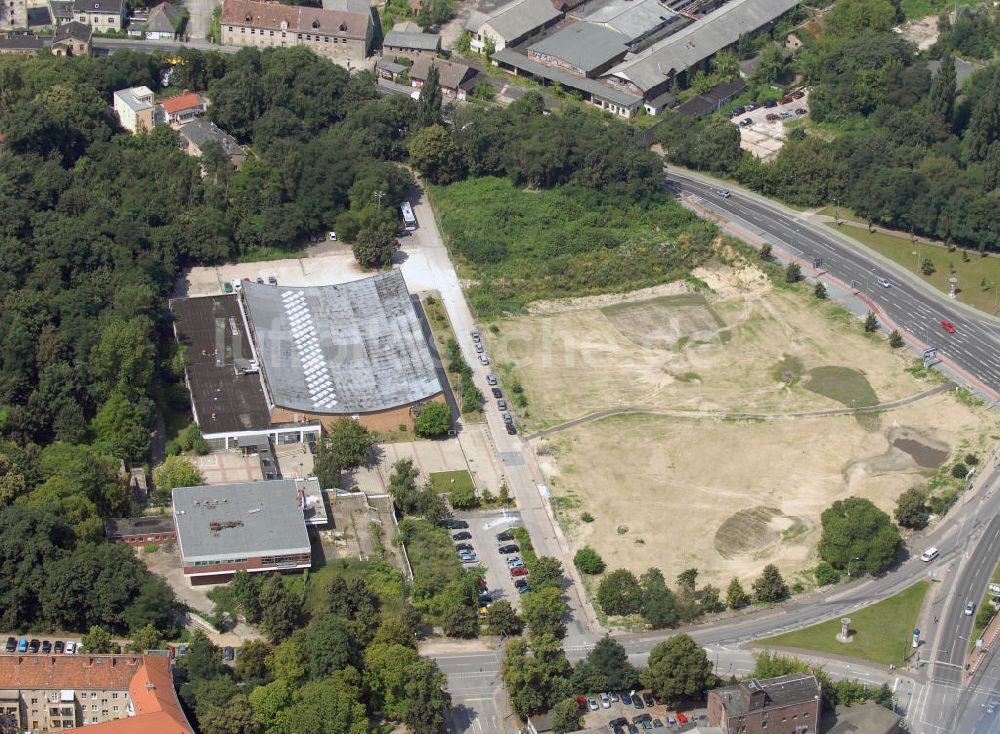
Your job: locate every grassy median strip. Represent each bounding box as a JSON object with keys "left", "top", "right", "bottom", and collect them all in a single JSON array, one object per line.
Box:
[
  {"left": 759, "top": 581, "right": 929, "bottom": 667},
  {"left": 422, "top": 294, "right": 484, "bottom": 422},
  {"left": 824, "top": 222, "right": 1000, "bottom": 316},
  {"left": 970, "top": 561, "right": 1000, "bottom": 648}
]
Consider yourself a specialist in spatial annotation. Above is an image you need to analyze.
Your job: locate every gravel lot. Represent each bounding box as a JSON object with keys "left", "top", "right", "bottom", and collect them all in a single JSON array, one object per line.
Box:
[
  {"left": 731, "top": 89, "right": 810, "bottom": 161},
  {"left": 450, "top": 509, "right": 524, "bottom": 610}
]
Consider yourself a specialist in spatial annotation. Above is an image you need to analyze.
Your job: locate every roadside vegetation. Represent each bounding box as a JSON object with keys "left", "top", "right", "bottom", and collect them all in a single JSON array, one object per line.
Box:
[
  {"left": 658, "top": 0, "right": 1000, "bottom": 259},
  {"left": 422, "top": 295, "right": 484, "bottom": 420}
]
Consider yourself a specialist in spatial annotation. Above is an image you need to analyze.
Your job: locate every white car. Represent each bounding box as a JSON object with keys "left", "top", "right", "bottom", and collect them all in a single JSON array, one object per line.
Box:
[
  {"left": 877, "top": 276, "right": 891, "bottom": 288},
  {"left": 329, "top": 231, "right": 337, "bottom": 241},
  {"left": 507, "top": 557, "right": 525, "bottom": 568},
  {"left": 65, "top": 641, "right": 76, "bottom": 654},
  {"left": 231, "top": 279, "right": 242, "bottom": 292},
  {"left": 600, "top": 693, "right": 611, "bottom": 709},
  {"left": 965, "top": 601, "right": 975, "bottom": 616},
  {"left": 479, "top": 354, "right": 489, "bottom": 365}
]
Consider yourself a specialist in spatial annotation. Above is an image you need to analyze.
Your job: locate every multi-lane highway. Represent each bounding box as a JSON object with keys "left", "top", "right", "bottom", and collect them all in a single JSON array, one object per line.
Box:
[{"left": 668, "top": 170, "right": 1000, "bottom": 402}]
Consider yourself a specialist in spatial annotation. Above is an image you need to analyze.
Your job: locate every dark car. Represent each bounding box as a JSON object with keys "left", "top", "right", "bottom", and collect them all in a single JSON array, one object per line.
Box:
[
  {"left": 497, "top": 531, "right": 514, "bottom": 541},
  {"left": 497, "top": 399, "right": 507, "bottom": 410},
  {"left": 779, "top": 95, "right": 794, "bottom": 104},
  {"left": 794, "top": 107, "right": 807, "bottom": 115},
  {"left": 609, "top": 718, "right": 628, "bottom": 729},
  {"left": 223, "top": 646, "right": 235, "bottom": 661},
  {"left": 516, "top": 584, "right": 531, "bottom": 594},
  {"left": 41, "top": 640, "right": 51, "bottom": 654},
  {"left": 652, "top": 720, "right": 663, "bottom": 729},
  {"left": 633, "top": 715, "right": 651, "bottom": 724},
  {"left": 452, "top": 531, "right": 472, "bottom": 541},
  {"left": 514, "top": 578, "right": 529, "bottom": 589},
  {"left": 455, "top": 543, "right": 474, "bottom": 551},
  {"left": 642, "top": 693, "right": 654, "bottom": 707},
  {"left": 506, "top": 423, "right": 517, "bottom": 435},
  {"left": 478, "top": 592, "right": 492, "bottom": 605},
  {"left": 627, "top": 725, "right": 639, "bottom": 734},
  {"left": 791, "top": 90, "right": 805, "bottom": 99},
  {"left": 4, "top": 637, "right": 14, "bottom": 652},
  {"left": 621, "top": 691, "right": 632, "bottom": 705},
  {"left": 446, "top": 520, "right": 469, "bottom": 529},
  {"left": 498, "top": 544, "right": 519, "bottom": 554},
  {"left": 632, "top": 694, "right": 644, "bottom": 709},
  {"left": 576, "top": 697, "right": 588, "bottom": 712},
  {"left": 731, "top": 106, "right": 745, "bottom": 116},
  {"left": 54, "top": 640, "right": 64, "bottom": 654},
  {"left": 613, "top": 727, "right": 625, "bottom": 734},
  {"left": 739, "top": 117, "right": 752, "bottom": 127},
  {"left": 29, "top": 639, "right": 40, "bottom": 653},
  {"left": 763, "top": 99, "right": 778, "bottom": 108},
  {"left": 491, "top": 387, "right": 503, "bottom": 399}
]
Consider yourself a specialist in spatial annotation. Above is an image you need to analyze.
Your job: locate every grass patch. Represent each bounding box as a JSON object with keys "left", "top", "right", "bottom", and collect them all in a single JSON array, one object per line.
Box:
[
  {"left": 900, "top": 0, "right": 977, "bottom": 19},
  {"left": 428, "top": 177, "right": 716, "bottom": 318},
  {"left": 804, "top": 366, "right": 878, "bottom": 408},
  {"left": 825, "top": 222, "right": 1000, "bottom": 316},
  {"left": 422, "top": 295, "right": 484, "bottom": 422},
  {"left": 773, "top": 354, "right": 806, "bottom": 386},
  {"left": 234, "top": 245, "right": 306, "bottom": 263},
  {"left": 816, "top": 204, "right": 859, "bottom": 221},
  {"left": 428, "top": 470, "right": 474, "bottom": 496},
  {"left": 761, "top": 581, "right": 929, "bottom": 667}
]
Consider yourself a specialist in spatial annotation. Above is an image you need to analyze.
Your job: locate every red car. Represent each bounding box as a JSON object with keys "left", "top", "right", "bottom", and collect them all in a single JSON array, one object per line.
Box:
[
  {"left": 576, "top": 696, "right": 588, "bottom": 712},
  {"left": 766, "top": 113, "right": 780, "bottom": 121},
  {"left": 791, "top": 90, "right": 805, "bottom": 99},
  {"left": 677, "top": 713, "right": 688, "bottom": 725},
  {"left": 779, "top": 96, "right": 794, "bottom": 105},
  {"left": 941, "top": 319, "right": 957, "bottom": 333},
  {"left": 511, "top": 566, "right": 529, "bottom": 577}
]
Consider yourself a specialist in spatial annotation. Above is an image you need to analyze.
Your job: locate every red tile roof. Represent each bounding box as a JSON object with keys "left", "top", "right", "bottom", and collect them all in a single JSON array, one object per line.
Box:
[
  {"left": 220, "top": 0, "right": 369, "bottom": 39},
  {"left": 158, "top": 92, "right": 204, "bottom": 115}
]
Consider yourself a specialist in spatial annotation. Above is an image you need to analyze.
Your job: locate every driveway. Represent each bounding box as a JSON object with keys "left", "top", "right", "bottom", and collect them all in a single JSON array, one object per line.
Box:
[{"left": 183, "top": 0, "right": 220, "bottom": 39}]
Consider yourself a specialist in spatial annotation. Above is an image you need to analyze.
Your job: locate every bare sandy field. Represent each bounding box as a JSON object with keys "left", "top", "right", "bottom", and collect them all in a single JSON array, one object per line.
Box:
[
  {"left": 489, "top": 261, "right": 939, "bottom": 430},
  {"left": 544, "top": 391, "right": 994, "bottom": 587}
]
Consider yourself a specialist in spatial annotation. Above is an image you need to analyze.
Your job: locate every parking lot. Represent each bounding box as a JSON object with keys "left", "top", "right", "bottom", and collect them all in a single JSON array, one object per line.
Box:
[
  {"left": 447, "top": 509, "right": 525, "bottom": 611},
  {"left": 576, "top": 691, "right": 710, "bottom": 733},
  {"left": 730, "top": 89, "right": 810, "bottom": 160}
]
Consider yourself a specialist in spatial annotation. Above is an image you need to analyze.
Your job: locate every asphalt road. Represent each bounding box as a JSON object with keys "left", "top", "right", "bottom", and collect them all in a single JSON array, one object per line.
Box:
[{"left": 667, "top": 170, "right": 1000, "bottom": 403}]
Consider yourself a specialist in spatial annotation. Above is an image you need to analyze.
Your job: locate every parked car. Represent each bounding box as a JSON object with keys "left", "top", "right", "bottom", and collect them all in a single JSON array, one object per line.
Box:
[
  {"left": 621, "top": 691, "right": 632, "bottom": 705},
  {"left": 731, "top": 106, "right": 745, "bottom": 116},
  {"left": 461, "top": 555, "right": 479, "bottom": 564},
  {"left": 255, "top": 276, "right": 264, "bottom": 284},
  {"left": 609, "top": 718, "right": 628, "bottom": 728},
  {"left": 576, "top": 697, "right": 588, "bottom": 712},
  {"left": 794, "top": 107, "right": 807, "bottom": 116},
  {"left": 640, "top": 721, "right": 652, "bottom": 730},
  {"left": 791, "top": 90, "right": 805, "bottom": 99},
  {"left": 763, "top": 99, "right": 778, "bottom": 108},
  {"left": 231, "top": 279, "right": 242, "bottom": 292},
  {"left": 642, "top": 693, "right": 654, "bottom": 707},
  {"left": 497, "top": 399, "right": 507, "bottom": 410},
  {"left": 766, "top": 113, "right": 780, "bottom": 121},
  {"left": 498, "top": 544, "right": 519, "bottom": 554},
  {"left": 41, "top": 640, "right": 51, "bottom": 654},
  {"left": 53, "top": 640, "right": 64, "bottom": 654},
  {"left": 779, "top": 110, "right": 792, "bottom": 118},
  {"left": 514, "top": 578, "right": 529, "bottom": 589},
  {"left": 632, "top": 694, "right": 644, "bottom": 709},
  {"left": 652, "top": 720, "right": 663, "bottom": 729},
  {"left": 17, "top": 639, "right": 27, "bottom": 653},
  {"left": 222, "top": 646, "right": 234, "bottom": 661},
  {"left": 29, "top": 639, "right": 40, "bottom": 653},
  {"left": 511, "top": 566, "right": 529, "bottom": 577},
  {"left": 479, "top": 592, "right": 492, "bottom": 605},
  {"left": 779, "top": 95, "right": 793, "bottom": 105},
  {"left": 479, "top": 355, "right": 489, "bottom": 365},
  {"left": 739, "top": 117, "right": 752, "bottom": 127},
  {"left": 4, "top": 637, "right": 14, "bottom": 652},
  {"left": 745, "top": 102, "right": 756, "bottom": 111},
  {"left": 588, "top": 699, "right": 599, "bottom": 711},
  {"left": 502, "top": 412, "right": 513, "bottom": 424},
  {"left": 64, "top": 641, "right": 76, "bottom": 654},
  {"left": 486, "top": 374, "right": 498, "bottom": 386},
  {"left": 633, "top": 715, "right": 651, "bottom": 724},
  {"left": 446, "top": 520, "right": 469, "bottom": 529},
  {"left": 471, "top": 330, "right": 481, "bottom": 342},
  {"left": 516, "top": 584, "right": 531, "bottom": 594},
  {"left": 455, "top": 543, "right": 474, "bottom": 551},
  {"left": 223, "top": 281, "right": 234, "bottom": 294},
  {"left": 452, "top": 531, "right": 472, "bottom": 541},
  {"left": 329, "top": 231, "right": 337, "bottom": 241},
  {"left": 610, "top": 692, "right": 620, "bottom": 703},
  {"left": 497, "top": 531, "right": 514, "bottom": 541},
  {"left": 491, "top": 388, "right": 503, "bottom": 399},
  {"left": 676, "top": 714, "right": 688, "bottom": 725},
  {"left": 613, "top": 726, "right": 625, "bottom": 734},
  {"left": 475, "top": 343, "right": 485, "bottom": 353},
  {"left": 627, "top": 725, "right": 639, "bottom": 734},
  {"left": 506, "top": 557, "right": 525, "bottom": 568},
  {"left": 268, "top": 275, "right": 278, "bottom": 286},
  {"left": 941, "top": 319, "right": 957, "bottom": 333},
  {"left": 506, "top": 423, "right": 517, "bottom": 436}
]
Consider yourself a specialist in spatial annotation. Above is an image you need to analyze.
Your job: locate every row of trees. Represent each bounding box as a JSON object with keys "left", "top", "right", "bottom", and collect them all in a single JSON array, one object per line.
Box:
[
  {"left": 182, "top": 568, "right": 451, "bottom": 734},
  {"left": 658, "top": 0, "right": 1000, "bottom": 255}
]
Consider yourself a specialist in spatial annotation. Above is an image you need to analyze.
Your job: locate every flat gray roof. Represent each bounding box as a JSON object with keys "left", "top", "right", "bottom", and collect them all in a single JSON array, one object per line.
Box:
[
  {"left": 242, "top": 269, "right": 442, "bottom": 414},
  {"left": 606, "top": 0, "right": 800, "bottom": 93},
  {"left": 173, "top": 480, "right": 310, "bottom": 563},
  {"left": 476, "top": 0, "right": 562, "bottom": 42},
  {"left": 384, "top": 21, "right": 440, "bottom": 50},
  {"left": 528, "top": 22, "right": 627, "bottom": 73},
  {"left": 493, "top": 47, "right": 642, "bottom": 108}
]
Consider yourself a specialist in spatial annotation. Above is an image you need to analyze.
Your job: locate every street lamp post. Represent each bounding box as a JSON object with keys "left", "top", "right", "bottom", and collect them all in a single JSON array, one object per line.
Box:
[
  {"left": 835, "top": 198, "right": 841, "bottom": 226},
  {"left": 847, "top": 556, "right": 861, "bottom": 577}
]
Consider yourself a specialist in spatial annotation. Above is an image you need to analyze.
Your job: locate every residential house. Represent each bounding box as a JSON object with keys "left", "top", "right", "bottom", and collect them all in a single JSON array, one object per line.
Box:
[
  {"left": 220, "top": 0, "right": 374, "bottom": 67},
  {"left": 158, "top": 91, "right": 206, "bottom": 126},
  {"left": 465, "top": 0, "right": 561, "bottom": 52},
  {"left": 382, "top": 20, "right": 438, "bottom": 60},
  {"left": 73, "top": 0, "right": 125, "bottom": 29},
  {"left": 172, "top": 479, "right": 325, "bottom": 583},
  {"left": 0, "top": 33, "right": 43, "bottom": 53},
  {"left": 143, "top": 1, "right": 183, "bottom": 38},
  {"left": 48, "top": 0, "right": 73, "bottom": 25},
  {"left": 178, "top": 119, "right": 247, "bottom": 171},
  {"left": 0, "top": 0, "right": 27, "bottom": 29},
  {"left": 51, "top": 19, "right": 91, "bottom": 54},
  {"left": 411, "top": 55, "right": 475, "bottom": 100},
  {"left": 602, "top": 0, "right": 801, "bottom": 105},
  {"left": 0, "top": 653, "right": 193, "bottom": 733},
  {"left": 113, "top": 86, "right": 156, "bottom": 134},
  {"left": 707, "top": 673, "right": 821, "bottom": 734},
  {"left": 126, "top": 8, "right": 148, "bottom": 34}
]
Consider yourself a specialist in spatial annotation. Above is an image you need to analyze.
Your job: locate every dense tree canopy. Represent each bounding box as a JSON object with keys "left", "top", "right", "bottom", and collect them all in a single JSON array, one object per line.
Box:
[{"left": 818, "top": 497, "right": 902, "bottom": 574}]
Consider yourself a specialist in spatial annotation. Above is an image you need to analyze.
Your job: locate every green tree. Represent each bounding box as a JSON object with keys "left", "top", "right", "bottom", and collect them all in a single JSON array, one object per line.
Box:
[
  {"left": 441, "top": 596, "right": 479, "bottom": 638},
  {"left": 258, "top": 573, "right": 303, "bottom": 642},
  {"left": 530, "top": 556, "right": 564, "bottom": 590},
  {"left": 815, "top": 282, "right": 828, "bottom": 299},
  {"left": 447, "top": 481, "right": 479, "bottom": 510},
  {"left": 352, "top": 224, "right": 399, "bottom": 269},
  {"left": 760, "top": 243, "right": 773, "bottom": 260},
  {"left": 502, "top": 638, "right": 547, "bottom": 720},
  {"left": 700, "top": 585, "right": 725, "bottom": 614},
  {"left": 313, "top": 437, "right": 341, "bottom": 490},
  {"left": 785, "top": 262, "right": 803, "bottom": 283},
  {"left": 81, "top": 626, "right": 116, "bottom": 654},
  {"left": 91, "top": 390, "right": 154, "bottom": 463},
  {"left": 826, "top": 0, "right": 897, "bottom": 36},
  {"left": 726, "top": 578, "right": 750, "bottom": 609},
  {"left": 752, "top": 564, "right": 790, "bottom": 603},
  {"left": 640, "top": 568, "right": 678, "bottom": 628},
  {"left": 574, "top": 546, "right": 605, "bottom": 575},
  {"left": 598, "top": 569, "right": 643, "bottom": 616},
  {"left": 552, "top": 697, "right": 583, "bottom": 734},
  {"left": 818, "top": 497, "right": 902, "bottom": 574},
  {"left": 403, "top": 657, "right": 452, "bottom": 734},
  {"left": 181, "top": 630, "right": 227, "bottom": 681},
  {"left": 864, "top": 311, "right": 878, "bottom": 333},
  {"left": 414, "top": 401, "right": 452, "bottom": 437},
  {"left": 417, "top": 64, "right": 442, "bottom": 128},
  {"left": 125, "top": 575, "right": 177, "bottom": 635},
  {"left": 676, "top": 568, "right": 699, "bottom": 593},
  {"left": 587, "top": 635, "right": 636, "bottom": 690},
  {"left": 295, "top": 614, "right": 359, "bottom": 678},
  {"left": 152, "top": 455, "right": 205, "bottom": 496},
  {"left": 197, "top": 694, "right": 260, "bottom": 734},
  {"left": 921, "top": 257, "right": 935, "bottom": 275},
  {"left": 521, "top": 587, "right": 566, "bottom": 639},
  {"left": 951, "top": 462, "right": 968, "bottom": 479},
  {"left": 814, "top": 562, "right": 841, "bottom": 586},
  {"left": 128, "top": 624, "right": 163, "bottom": 653},
  {"left": 889, "top": 330, "right": 904, "bottom": 348},
  {"left": 642, "top": 634, "right": 714, "bottom": 706},
  {"left": 327, "top": 417, "right": 375, "bottom": 468},
  {"left": 753, "top": 44, "right": 787, "bottom": 84},
  {"left": 408, "top": 125, "right": 465, "bottom": 185},
  {"left": 487, "top": 599, "right": 523, "bottom": 636},
  {"left": 894, "top": 487, "right": 929, "bottom": 529},
  {"left": 927, "top": 54, "right": 956, "bottom": 123},
  {"left": 235, "top": 639, "right": 271, "bottom": 682}
]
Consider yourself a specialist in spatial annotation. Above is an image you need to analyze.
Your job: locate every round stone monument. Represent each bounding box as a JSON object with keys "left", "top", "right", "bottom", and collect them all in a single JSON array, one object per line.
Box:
[{"left": 836, "top": 617, "right": 854, "bottom": 643}]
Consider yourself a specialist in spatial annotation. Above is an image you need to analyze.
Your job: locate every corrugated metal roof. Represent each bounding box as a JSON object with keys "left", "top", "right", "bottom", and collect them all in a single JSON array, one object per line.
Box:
[
  {"left": 493, "top": 47, "right": 642, "bottom": 107},
  {"left": 477, "top": 0, "right": 562, "bottom": 42},
  {"left": 528, "top": 22, "right": 627, "bottom": 73},
  {"left": 585, "top": 0, "right": 678, "bottom": 43},
  {"left": 606, "top": 0, "right": 800, "bottom": 93},
  {"left": 383, "top": 21, "right": 440, "bottom": 50}
]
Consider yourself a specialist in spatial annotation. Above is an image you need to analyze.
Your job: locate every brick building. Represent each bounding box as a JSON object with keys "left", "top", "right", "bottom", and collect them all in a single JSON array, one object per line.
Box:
[
  {"left": 220, "top": 0, "right": 373, "bottom": 67},
  {"left": 51, "top": 20, "right": 92, "bottom": 55},
  {"left": 0, "top": 653, "right": 193, "bottom": 733},
  {"left": 707, "top": 673, "right": 821, "bottom": 734},
  {"left": 104, "top": 516, "right": 177, "bottom": 547}
]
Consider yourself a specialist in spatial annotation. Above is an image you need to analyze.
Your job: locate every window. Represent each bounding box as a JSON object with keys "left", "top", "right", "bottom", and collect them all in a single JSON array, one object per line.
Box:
[
  {"left": 91, "top": 704, "right": 97, "bottom": 711},
  {"left": 228, "top": 25, "right": 232, "bottom": 30},
  {"left": 113, "top": 706, "right": 119, "bottom": 712},
  {"left": 91, "top": 717, "right": 97, "bottom": 723},
  {"left": 112, "top": 693, "right": 118, "bottom": 700},
  {"left": 270, "top": 30, "right": 274, "bottom": 35},
  {"left": 91, "top": 693, "right": 97, "bottom": 699},
  {"left": 30, "top": 698, "right": 37, "bottom": 705}
]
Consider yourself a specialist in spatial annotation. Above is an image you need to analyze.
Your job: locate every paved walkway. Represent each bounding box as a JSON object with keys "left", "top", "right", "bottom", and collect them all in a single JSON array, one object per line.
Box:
[{"left": 525, "top": 382, "right": 955, "bottom": 440}]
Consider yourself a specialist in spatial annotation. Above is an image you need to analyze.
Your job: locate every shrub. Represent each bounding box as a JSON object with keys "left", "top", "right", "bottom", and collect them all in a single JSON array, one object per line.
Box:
[
  {"left": 414, "top": 401, "right": 452, "bottom": 437},
  {"left": 814, "top": 282, "right": 827, "bottom": 299},
  {"left": 581, "top": 512, "right": 594, "bottom": 523},
  {"left": 889, "top": 330, "right": 904, "bottom": 348},
  {"left": 964, "top": 453, "right": 979, "bottom": 466},
  {"left": 143, "top": 544, "right": 158, "bottom": 554},
  {"left": 597, "top": 569, "right": 643, "bottom": 616},
  {"left": 814, "top": 562, "right": 840, "bottom": 586},
  {"left": 785, "top": 262, "right": 802, "bottom": 283},
  {"left": 574, "top": 547, "right": 606, "bottom": 575},
  {"left": 951, "top": 462, "right": 968, "bottom": 479}
]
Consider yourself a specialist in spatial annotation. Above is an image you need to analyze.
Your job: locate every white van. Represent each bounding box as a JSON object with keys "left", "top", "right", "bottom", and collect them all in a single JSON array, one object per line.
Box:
[
  {"left": 877, "top": 277, "right": 891, "bottom": 288},
  {"left": 920, "top": 547, "right": 939, "bottom": 562}
]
